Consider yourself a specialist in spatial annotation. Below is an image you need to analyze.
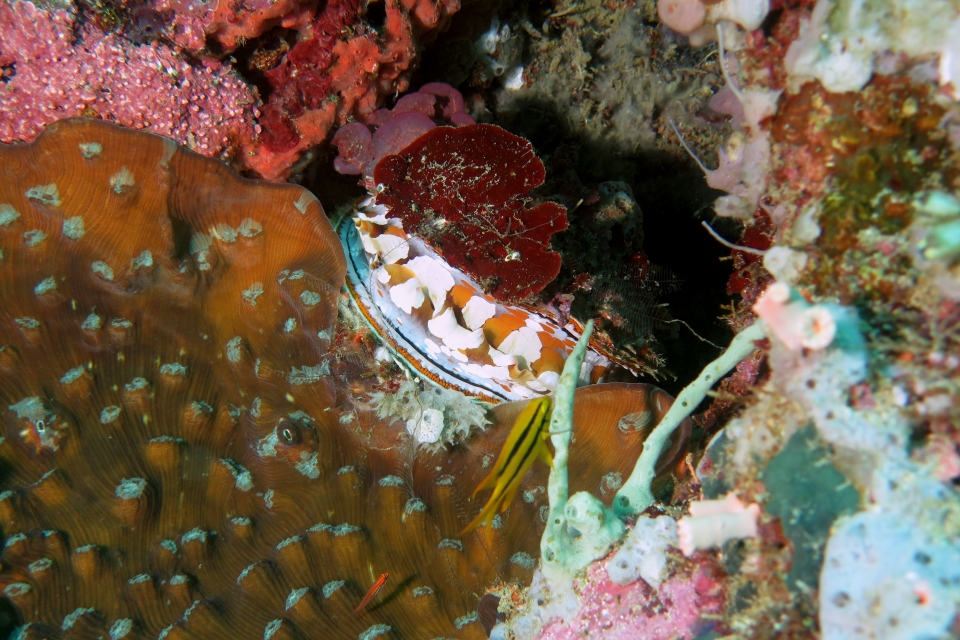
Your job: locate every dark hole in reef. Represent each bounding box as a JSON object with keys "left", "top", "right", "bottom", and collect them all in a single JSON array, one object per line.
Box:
[
  {"left": 464, "top": 95, "right": 733, "bottom": 400},
  {"left": 0, "top": 595, "right": 18, "bottom": 639},
  {"left": 297, "top": 143, "right": 367, "bottom": 205},
  {"left": 760, "top": 8, "right": 783, "bottom": 37},
  {"left": 478, "top": 593, "right": 506, "bottom": 636},
  {"left": 231, "top": 26, "right": 302, "bottom": 103},
  {"left": 75, "top": 0, "right": 127, "bottom": 32},
  {"left": 732, "top": 576, "right": 758, "bottom": 611},
  {"left": 0, "top": 456, "right": 11, "bottom": 502},
  {"left": 126, "top": 7, "right": 174, "bottom": 45},
  {"left": 907, "top": 419, "right": 930, "bottom": 455},
  {"left": 364, "top": 0, "right": 387, "bottom": 31},
  {"left": 205, "top": 32, "right": 226, "bottom": 58}
]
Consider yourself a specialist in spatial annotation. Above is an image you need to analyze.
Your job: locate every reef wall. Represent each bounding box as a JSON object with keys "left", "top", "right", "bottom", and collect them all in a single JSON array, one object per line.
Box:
[{"left": 3, "top": 0, "right": 960, "bottom": 638}]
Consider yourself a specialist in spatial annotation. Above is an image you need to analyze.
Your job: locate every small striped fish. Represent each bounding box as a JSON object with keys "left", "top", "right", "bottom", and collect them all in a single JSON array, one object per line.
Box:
[{"left": 461, "top": 397, "right": 553, "bottom": 533}]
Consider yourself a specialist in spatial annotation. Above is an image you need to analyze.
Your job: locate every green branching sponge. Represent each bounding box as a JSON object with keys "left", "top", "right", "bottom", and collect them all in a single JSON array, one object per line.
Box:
[
  {"left": 614, "top": 321, "right": 767, "bottom": 518},
  {"left": 539, "top": 320, "right": 768, "bottom": 581},
  {"left": 540, "top": 320, "right": 626, "bottom": 582}
]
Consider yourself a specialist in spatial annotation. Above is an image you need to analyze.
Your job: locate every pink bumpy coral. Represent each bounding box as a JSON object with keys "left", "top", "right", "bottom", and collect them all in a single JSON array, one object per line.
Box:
[
  {"left": 331, "top": 82, "right": 475, "bottom": 179},
  {"left": 0, "top": 2, "right": 259, "bottom": 160},
  {"left": 535, "top": 550, "right": 727, "bottom": 639}
]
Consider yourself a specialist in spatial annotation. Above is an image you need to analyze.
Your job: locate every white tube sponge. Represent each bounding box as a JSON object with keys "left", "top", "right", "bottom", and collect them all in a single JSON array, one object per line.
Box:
[
  {"left": 677, "top": 493, "right": 759, "bottom": 556},
  {"left": 753, "top": 282, "right": 837, "bottom": 351},
  {"left": 707, "top": 0, "right": 770, "bottom": 32}
]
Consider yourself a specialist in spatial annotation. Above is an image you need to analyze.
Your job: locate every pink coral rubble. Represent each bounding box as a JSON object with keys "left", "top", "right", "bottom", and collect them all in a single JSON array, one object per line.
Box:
[
  {"left": 535, "top": 551, "right": 727, "bottom": 639},
  {"left": 0, "top": 1, "right": 259, "bottom": 160}
]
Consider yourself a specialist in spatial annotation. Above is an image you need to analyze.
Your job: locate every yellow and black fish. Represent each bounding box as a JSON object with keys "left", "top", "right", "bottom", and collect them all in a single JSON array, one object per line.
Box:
[{"left": 461, "top": 397, "right": 553, "bottom": 533}]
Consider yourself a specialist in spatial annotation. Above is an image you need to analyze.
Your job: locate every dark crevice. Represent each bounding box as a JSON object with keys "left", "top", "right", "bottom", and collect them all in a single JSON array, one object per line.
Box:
[
  {"left": 365, "top": 0, "right": 387, "bottom": 31},
  {"left": 230, "top": 26, "right": 301, "bottom": 103}
]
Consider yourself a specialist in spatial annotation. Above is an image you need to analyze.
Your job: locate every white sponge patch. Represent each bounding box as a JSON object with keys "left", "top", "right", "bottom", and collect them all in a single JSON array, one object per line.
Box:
[{"left": 607, "top": 516, "right": 678, "bottom": 588}]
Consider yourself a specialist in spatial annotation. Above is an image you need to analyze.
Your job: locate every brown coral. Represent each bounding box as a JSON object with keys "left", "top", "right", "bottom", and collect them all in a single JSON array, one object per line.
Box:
[{"left": 0, "top": 119, "right": 689, "bottom": 638}]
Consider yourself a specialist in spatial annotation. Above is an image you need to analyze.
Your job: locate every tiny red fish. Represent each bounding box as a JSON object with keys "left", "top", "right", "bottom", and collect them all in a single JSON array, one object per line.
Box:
[{"left": 354, "top": 572, "right": 389, "bottom": 615}]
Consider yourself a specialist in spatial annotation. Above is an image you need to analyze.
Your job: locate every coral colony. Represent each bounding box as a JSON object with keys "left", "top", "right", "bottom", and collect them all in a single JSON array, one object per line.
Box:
[{"left": 3, "top": 0, "right": 960, "bottom": 638}]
